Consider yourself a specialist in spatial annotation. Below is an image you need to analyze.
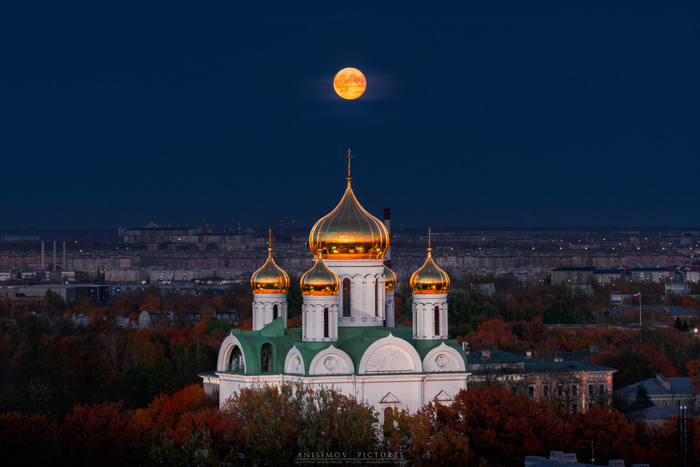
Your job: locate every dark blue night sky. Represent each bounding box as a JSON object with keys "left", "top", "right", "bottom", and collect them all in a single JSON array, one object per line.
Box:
[{"left": 1, "top": 2, "right": 698, "bottom": 231}]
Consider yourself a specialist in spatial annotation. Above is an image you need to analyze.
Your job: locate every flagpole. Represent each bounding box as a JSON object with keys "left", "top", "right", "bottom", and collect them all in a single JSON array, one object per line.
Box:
[{"left": 639, "top": 292, "right": 642, "bottom": 327}]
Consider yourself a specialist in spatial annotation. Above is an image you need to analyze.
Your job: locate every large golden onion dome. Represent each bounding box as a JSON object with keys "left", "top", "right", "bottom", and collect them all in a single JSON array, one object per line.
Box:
[
  {"left": 300, "top": 250, "right": 340, "bottom": 295},
  {"left": 410, "top": 245, "right": 450, "bottom": 294},
  {"left": 384, "top": 265, "right": 397, "bottom": 293},
  {"left": 251, "top": 234, "right": 290, "bottom": 293},
  {"left": 309, "top": 167, "right": 389, "bottom": 259}
]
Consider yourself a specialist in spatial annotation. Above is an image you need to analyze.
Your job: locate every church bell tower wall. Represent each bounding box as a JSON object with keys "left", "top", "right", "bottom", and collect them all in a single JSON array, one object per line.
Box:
[
  {"left": 252, "top": 292, "right": 288, "bottom": 330},
  {"left": 412, "top": 293, "right": 448, "bottom": 340},
  {"left": 302, "top": 295, "right": 339, "bottom": 342}
]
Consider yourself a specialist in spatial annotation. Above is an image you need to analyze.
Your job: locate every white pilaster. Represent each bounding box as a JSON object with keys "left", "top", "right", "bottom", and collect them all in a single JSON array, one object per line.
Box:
[{"left": 412, "top": 293, "right": 448, "bottom": 340}]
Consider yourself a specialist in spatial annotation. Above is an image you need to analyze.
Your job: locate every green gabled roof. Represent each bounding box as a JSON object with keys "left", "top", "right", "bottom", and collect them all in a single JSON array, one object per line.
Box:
[
  {"left": 288, "top": 341, "right": 332, "bottom": 375},
  {"left": 228, "top": 322, "right": 468, "bottom": 376}
]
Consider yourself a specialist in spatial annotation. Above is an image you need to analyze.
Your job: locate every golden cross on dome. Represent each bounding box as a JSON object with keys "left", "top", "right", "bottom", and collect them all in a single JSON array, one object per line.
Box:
[
  {"left": 347, "top": 149, "right": 353, "bottom": 178},
  {"left": 428, "top": 228, "right": 432, "bottom": 248},
  {"left": 268, "top": 228, "right": 272, "bottom": 249}
]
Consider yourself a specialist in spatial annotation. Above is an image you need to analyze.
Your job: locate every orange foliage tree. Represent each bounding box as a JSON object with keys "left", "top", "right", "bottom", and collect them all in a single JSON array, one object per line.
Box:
[{"left": 134, "top": 384, "right": 216, "bottom": 435}]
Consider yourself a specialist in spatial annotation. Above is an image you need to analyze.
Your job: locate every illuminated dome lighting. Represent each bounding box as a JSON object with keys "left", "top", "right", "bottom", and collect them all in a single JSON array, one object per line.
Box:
[
  {"left": 309, "top": 150, "right": 389, "bottom": 259},
  {"left": 300, "top": 250, "right": 340, "bottom": 295},
  {"left": 250, "top": 231, "right": 290, "bottom": 293},
  {"left": 384, "top": 265, "right": 397, "bottom": 292},
  {"left": 410, "top": 230, "right": 450, "bottom": 294}
]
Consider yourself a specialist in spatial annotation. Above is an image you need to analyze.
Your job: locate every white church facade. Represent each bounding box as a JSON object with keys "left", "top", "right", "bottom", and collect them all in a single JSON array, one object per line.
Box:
[{"left": 215, "top": 159, "right": 469, "bottom": 418}]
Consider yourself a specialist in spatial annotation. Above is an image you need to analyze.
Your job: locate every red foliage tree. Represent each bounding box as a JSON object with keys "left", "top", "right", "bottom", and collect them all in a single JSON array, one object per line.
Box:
[
  {"left": 0, "top": 412, "right": 59, "bottom": 464},
  {"left": 61, "top": 401, "right": 144, "bottom": 466},
  {"left": 569, "top": 405, "right": 635, "bottom": 464},
  {"left": 451, "top": 386, "right": 570, "bottom": 465}
]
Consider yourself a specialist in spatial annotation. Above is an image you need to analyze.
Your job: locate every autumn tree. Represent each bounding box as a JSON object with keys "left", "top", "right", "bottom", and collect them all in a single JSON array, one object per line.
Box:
[
  {"left": 134, "top": 384, "right": 216, "bottom": 435},
  {"left": 569, "top": 405, "right": 635, "bottom": 464},
  {"left": 221, "top": 383, "right": 379, "bottom": 465},
  {"left": 451, "top": 385, "right": 570, "bottom": 465},
  {"left": 383, "top": 403, "right": 469, "bottom": 466},
  {"left": 60, "top": 401, "right": 144, "bottom": 466},
  {"left": 0, "top": 412, "right": 60, "bottom": 464}
]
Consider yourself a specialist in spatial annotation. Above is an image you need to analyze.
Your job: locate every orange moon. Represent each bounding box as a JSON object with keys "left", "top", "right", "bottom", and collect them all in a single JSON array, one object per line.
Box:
[{"left": 333, "top": 68, "right": 366, "bottom": 100}]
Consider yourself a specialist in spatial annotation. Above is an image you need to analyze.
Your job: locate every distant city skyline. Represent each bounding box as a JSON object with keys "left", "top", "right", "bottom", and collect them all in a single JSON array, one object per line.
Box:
[{"left": 2, "top": 2, "right": 698, "bottom": 230}]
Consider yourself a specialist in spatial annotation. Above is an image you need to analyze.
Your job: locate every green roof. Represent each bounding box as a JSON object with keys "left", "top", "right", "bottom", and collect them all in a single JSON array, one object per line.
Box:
[
  {"left": 468, "top": 349, "right": 616, "bottom": 375},
  {"left": 222, "top": 320, "right": 467, "bottom": 376}
]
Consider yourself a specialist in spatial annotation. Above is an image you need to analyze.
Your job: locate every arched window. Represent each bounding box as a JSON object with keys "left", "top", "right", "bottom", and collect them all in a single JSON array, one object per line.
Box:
[
  {"left": 323, "top": 307, "right": 329, "bottom": 338},
  {"left": 375, "top": 279, "right": 379, "bottom": 317},
  {"left": 434, "top": 306, "right": 440, "bottom": 336},
  {"left": 229, "top": 345, "right": 244, "bottom": 373},
  {"left": 261, "top": 343, "right": 272, "bottom": 372},
  {"left": 342, "top": 279, "right": 351, "bottom": 317},
  {"left": 384, "top": 407, "right": 394, "bottom": 418},
  {"left": 273, "top": 304, "right": 278, "bottom": 321}
]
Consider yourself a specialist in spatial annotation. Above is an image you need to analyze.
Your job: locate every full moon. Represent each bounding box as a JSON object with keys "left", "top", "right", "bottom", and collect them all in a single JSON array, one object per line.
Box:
[{"left": 333, "top": 68, "right": 366, "bottom": 100}]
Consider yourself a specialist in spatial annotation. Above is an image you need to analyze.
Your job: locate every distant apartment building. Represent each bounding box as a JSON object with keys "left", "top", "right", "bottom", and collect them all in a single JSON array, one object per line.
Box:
[
  {"left": 122, "top": 227, "right": 201, "bottom": 244},
  {"left": 664, "top": 283, "right": 689, "bottom": 296},
  {"left": 614, "top": 374, "right": 698, "bottom": 408},
  {"left": 104, "top": 269, "right": 146, "bottom": 283},
  {"left": 67, "top": 256, "right": 133, "bottom": 276},
  {"left": 468, "top": 349, "right": 615, "bottom": 414},
  {"left": 683, "top": 266, "right": 700, "bottom": 283},
  {"left": 630, "top": 267, "right": 672, "bottom": 283},
  {"left": 592, "top": 268, "right": 625, "bottom": 285},
  {"left": 550, "top": 267, "right": 595, "bottom": 286},
  {"left": 471, "top": 283, "right": 496, "bottom": 296}
]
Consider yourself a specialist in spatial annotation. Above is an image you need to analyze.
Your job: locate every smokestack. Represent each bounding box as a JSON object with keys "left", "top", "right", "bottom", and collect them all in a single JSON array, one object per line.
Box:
[
  {"left": 53, "top": 241, "right": 57, "bottom": 271},
  {"left": 383, "top": 208, "right": 392, "bottom": 268},
  {"left": 41, "top": 241, "right": 45, "bottom": 270},
  {"left": 238, "top": 220, "right": 241, "bottom": 234},
  {"left": 279, "top": 217, "right": 283, "bottom": 236},
  {"left": 62, "top": 241, "right": 66, "bottom": 271},
  {"left": 292, "top": 219, "right": 295, "bottom": 237}
]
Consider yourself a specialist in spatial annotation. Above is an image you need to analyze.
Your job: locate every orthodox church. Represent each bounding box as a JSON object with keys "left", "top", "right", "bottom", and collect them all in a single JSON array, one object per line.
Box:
[{"left": 215, "top": 155, "right": 469, "bottom": 417}]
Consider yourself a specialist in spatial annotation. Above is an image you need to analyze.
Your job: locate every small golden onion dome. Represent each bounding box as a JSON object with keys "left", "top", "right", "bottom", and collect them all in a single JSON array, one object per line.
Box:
[
  {"left": 410, "top": 248, "right": 450, "bottom": 294},
  {"left": 309, "top": 177, "right": 389, "bottom": 259},
  {"left": 384, "top": 265, "right": 397, "bottom": 293},
  {"left": 300, "top": 250, "right": 340, "bottom": 295},
  {"left": 251, "top": 247, "right": 290, "bottom": 293}
]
